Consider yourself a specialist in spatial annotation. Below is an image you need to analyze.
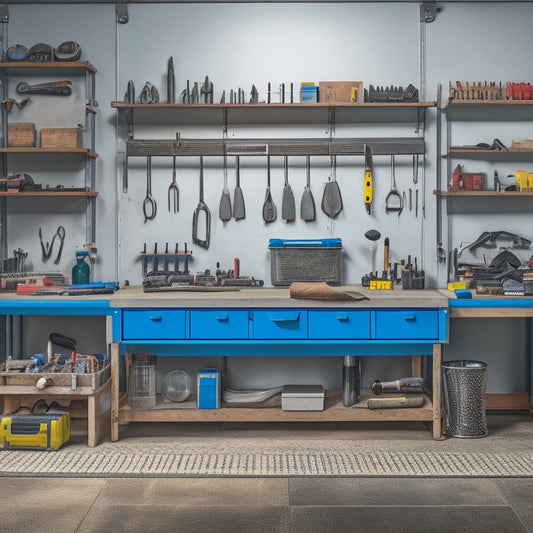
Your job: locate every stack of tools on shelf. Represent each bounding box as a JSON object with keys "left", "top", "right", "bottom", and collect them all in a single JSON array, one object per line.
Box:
[
  {"left": 364, "top": 83, "right": 418, "bottom": 103},
  {"left": 367, "top": 377, "right": 425, "bottom": 409},
  {"left": 506, "top": 82, "right": 533, "bottom": 100},
  {"left": 449, "top": 81, "right": 502, "bottom": 101},
  {"left": 361, "top": 232, "right": 425, "bottom": 291},
  {"left": 141, "top": 243, "right": 264, "bottom": 292},
  {"left": 453, "top": 231, "right": 533, "bottom": 295},
  {"left": 141, "top": 242, "right": 194, "bottom": 291},
  {"left": 4, "top": 41, "right": 81, "bottom": 62},
  {"left": 402, "top": 255, "right": 425, "bottom": 290}
]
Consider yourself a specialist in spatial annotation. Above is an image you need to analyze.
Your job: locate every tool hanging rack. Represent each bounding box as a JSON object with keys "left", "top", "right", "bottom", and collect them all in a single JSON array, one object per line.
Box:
[{"left": 126, "top": 137, "right": 424, "bottom": 158}]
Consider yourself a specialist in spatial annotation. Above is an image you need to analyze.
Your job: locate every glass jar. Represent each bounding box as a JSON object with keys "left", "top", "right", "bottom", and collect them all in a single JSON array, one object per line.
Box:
[{"left": 128, "top": 354, "right": 156, "bottom": 410}]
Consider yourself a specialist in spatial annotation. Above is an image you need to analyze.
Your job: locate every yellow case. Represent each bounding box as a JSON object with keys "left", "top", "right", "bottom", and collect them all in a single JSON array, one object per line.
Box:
[{"left": 0, "top": 413, "right": 70, "bottom": 451}]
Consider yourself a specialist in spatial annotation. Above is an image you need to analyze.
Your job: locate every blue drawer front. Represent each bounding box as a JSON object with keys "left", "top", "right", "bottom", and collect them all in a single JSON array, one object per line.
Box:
[
  {"left": 253, "top": 310, "right": 307, "bottom": 339},
  {"left": 375, "top": 310, "right": 439, "bottom": 340},
  {"left": 190, "top": 310, "right": 249, "bottom": 339},
  {"left": 308, "top": 310, "right": 371, "bottom": 339},
  {"left": 122, "top": 309, "right": 186, "bottom": 340}
]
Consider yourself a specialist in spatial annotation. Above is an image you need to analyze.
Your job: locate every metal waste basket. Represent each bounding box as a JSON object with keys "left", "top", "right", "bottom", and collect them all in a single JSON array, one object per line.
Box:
[{"left": 442, "top": 360, "right": 487, "bottom": 438}]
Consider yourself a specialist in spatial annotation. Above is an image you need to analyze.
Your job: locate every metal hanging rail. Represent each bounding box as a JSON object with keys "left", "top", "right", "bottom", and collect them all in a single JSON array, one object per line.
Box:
[{"left": 126, "top": 137, "right": 425, "bottom": 158}]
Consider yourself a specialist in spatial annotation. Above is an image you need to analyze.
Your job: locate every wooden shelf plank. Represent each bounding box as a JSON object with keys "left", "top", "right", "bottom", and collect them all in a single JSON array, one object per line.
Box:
[
  {"left": 0, "top": 147, "right": 98, "bottom": 158},
  {"left": 0, "top": 191, "right": 98, "bottom": 197},
  {"left": 448, "top": 99, "right": 533, "bottom": 107},
  {"left": 118, "top": 389, "right": 434, "bottom": 424},
  {"left": 434, "top": 190, "right": 533, "bottom": 197},
  {"left": 0, "top": 60, "right": 97, "bottom": 73},
  {"left": 111, "top": 101, "right": 436, "bottom": 110}
]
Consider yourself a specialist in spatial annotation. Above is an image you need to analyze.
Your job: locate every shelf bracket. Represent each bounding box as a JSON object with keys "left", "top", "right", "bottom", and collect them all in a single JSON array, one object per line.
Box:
[
  {"left": 116, "top": 2, "right": 129, "bottom": 25},
  {"left": 420, "top": 2, "right": 440, "bottom": 24},
  {"left": 0, "top": 4, "right": 7, "bottom": 24}
]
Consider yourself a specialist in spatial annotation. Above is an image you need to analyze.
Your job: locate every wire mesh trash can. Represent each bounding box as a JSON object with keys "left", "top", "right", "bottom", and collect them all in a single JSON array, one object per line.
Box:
[{"left": 442, "top": 360, "right": 488, "bottom": 438}]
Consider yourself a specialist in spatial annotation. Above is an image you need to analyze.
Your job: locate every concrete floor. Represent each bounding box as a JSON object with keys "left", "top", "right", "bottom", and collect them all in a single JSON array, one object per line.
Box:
[{"left": 1, "top": 413, "right": 532, "bottom": 533}]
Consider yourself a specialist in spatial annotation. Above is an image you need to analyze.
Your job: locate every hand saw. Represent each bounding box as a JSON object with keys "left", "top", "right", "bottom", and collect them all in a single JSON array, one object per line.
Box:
[{"left": 364, "top": 144, "right": 373, "bottom": 215}]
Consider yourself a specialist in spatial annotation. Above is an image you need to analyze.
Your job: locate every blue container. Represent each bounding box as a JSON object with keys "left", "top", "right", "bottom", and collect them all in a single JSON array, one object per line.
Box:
[
  {"left": 72, "top": 250, "right": 90, "bottom": 285},
  {"left": 197, "top": 368, "right": 221, "bottom": 409}
]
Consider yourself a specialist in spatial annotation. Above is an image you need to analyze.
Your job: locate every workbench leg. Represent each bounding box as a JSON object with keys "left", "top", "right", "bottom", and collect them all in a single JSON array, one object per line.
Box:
[
  {"left": 111, "top": 342, "right": 120, "bottom": 442},
  {"left": 432, "top": 344, "right": 442, "bottom": 439},
  {"left": 411, "top": 355, "right": 422, "bottom": 377},
  {"left": 87, "top": 393, "right": 97, "bottom": 447}
]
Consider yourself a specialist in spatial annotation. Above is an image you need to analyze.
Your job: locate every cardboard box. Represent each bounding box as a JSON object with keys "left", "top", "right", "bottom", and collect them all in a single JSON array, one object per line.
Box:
[
  {"left": 319, "top": 81, "right": 364, "bottom": 104},
  {"left": 8, "top": 123, "right": 36, "bottom": 147},
  {"left": 41, "top": 127, "right": 83, "bottom": 149}
]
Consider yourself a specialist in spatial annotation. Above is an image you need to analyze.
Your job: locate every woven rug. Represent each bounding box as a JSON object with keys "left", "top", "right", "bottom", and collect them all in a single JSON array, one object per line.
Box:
[{"left": 1, "top": 447, "right": 532, "bottom": 478}]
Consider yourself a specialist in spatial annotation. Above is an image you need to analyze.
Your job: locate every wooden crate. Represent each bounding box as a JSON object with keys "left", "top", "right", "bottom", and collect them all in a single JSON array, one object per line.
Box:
[
  {"left": 319, "top": 81, "right": 364, "bottom": 104},
  {"left": 0, "top": 363, "right": 110, "bottom": 392},
  {"left": 8, "top": 123, "right": 36, "bottom": 147},
  {"left": 41, "top": 127, "right": 83, "bottom": 149}
]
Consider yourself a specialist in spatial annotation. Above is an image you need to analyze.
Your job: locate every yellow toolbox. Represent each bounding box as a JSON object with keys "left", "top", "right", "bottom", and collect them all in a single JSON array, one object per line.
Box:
[{"left": 0, "top": 413, "right": 70, "bottom": 451}]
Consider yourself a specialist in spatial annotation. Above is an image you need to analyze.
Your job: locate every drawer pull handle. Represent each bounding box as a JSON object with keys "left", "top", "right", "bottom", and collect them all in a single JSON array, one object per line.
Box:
[
  {"left": 215, "top": 316, "right": 229, "bottom": 321},
  {"left": 403, "top": 315, "right": 416, "bottom": 321},
  {"left": 149, "top": 315, "right": 162, "bottom": 321},
  {"left": 336, "top": 316, "right": 349, "bottom": 321}
]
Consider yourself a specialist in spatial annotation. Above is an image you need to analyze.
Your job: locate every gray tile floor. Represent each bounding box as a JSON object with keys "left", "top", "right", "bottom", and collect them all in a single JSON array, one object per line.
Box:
[
  {"left": 0, "top": 476, "right": 532, "bottom": 532},
  {"left": 1, "top": 413, "right": 532, "bottom": 533}
]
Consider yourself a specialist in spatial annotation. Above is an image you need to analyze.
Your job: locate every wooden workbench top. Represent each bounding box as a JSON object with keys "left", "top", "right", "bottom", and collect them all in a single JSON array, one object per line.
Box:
[{"left": 110, "top": 285, "right": 449, "bottom": 309}]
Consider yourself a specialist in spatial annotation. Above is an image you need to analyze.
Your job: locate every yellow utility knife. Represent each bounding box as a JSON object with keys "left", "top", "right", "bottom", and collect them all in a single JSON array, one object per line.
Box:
[{"left": 364, "top": 144, "right": 373, "bottom": 214}]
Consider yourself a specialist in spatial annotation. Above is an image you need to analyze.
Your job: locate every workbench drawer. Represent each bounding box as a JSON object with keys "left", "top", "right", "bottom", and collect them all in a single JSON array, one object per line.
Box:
[
  {"left": 252, "top": 310, "right": 307, "bottom": 339},
  {"left": 122, "top": 310, "right": 186, "bottom": 340},
  {"left": 308, "top": 310, "right": 371, "bottom": 339},
  {"left": 189, "top": 310, "right": 249, "bottom": 339},
  {"left": 374, "top": 310, "right": 439, "bottom": 340}
]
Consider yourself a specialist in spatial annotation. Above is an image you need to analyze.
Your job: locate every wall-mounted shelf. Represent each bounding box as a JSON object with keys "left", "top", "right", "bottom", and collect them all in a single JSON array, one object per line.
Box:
[
  {"left": 0, "top": 191, "right": 98, "bottom": 197},
  {"left": 0, "top": 60, "right": 96, "bottom": 74},
  {"left": 112, "top": 101, "right": 436, "bottom": 110},
  {"left": 0, "top": 147, "right": 98, "bottom": 157},
  {"left": 434, "top": 190, "right": 533, "bottom": 197}
]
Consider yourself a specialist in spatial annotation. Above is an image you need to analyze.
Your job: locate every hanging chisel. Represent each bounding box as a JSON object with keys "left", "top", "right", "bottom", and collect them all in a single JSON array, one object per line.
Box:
[{"left": 364, "top": 144, "right": 373, "bottom": 215}]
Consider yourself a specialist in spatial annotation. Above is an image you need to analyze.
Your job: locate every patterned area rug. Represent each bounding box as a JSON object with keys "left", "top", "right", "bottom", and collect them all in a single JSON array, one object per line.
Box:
[{"left": 1, "top": 449, "right": 532, "bottom": 477}]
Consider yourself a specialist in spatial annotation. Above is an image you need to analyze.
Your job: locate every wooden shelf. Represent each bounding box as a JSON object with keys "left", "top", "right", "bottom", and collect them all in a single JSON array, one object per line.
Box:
[
  {"left": 111, "top": 101, "right": 436, "bottom": 110},
  {"left": 118, "top": 389, "right": 434, "bottom": 424},
  {"left": 447, "top": 99, "right": 533, "bottom": 107},
  {"left": 0, "top": 190, "right": 98, "bottom": 197},
  {"left": 0, "top": 147, "right": 98, "bottom": 158},
  {"left": 435, "top": 189, "right": 533, "bottom": 196},
  {"left": 0, "top": 60, "right": 97, "bottom": 74}
]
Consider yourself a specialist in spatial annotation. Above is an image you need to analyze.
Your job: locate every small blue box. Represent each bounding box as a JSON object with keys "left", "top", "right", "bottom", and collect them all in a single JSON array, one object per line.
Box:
[{"left": 197, "top": 368, "right": 221, "bottom": 409}]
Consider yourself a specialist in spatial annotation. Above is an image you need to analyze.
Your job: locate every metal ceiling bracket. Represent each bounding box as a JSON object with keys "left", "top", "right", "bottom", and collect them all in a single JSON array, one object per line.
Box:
[
  {"left": 421, "top": 2, "right": 440, "bottom": 23},
  {"left": 116, "top": 2, "right": 129, "bottom": 25},
  {"left": 0, "top": 5, "right": 8, "bottom": 24}
]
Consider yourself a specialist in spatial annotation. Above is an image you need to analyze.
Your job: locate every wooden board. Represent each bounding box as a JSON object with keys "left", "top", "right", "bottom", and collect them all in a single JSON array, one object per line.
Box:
[{"left": 117, "top": 389, "right": 434, "bottom": 424}]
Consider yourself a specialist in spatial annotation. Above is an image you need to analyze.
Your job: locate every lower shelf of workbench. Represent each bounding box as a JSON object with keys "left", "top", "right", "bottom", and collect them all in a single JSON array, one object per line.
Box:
[{"left": 117, "top": 389, "right": 434, "bottom": 424}]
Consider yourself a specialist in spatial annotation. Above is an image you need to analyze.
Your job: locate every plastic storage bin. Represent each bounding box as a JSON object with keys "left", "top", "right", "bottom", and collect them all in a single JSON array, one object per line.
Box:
[
  {"left": 442, "top": 360, "right": 488, "bottom": 438},
  {"left": 268, "top": 238, "right": 343, "bottom": 286}
]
